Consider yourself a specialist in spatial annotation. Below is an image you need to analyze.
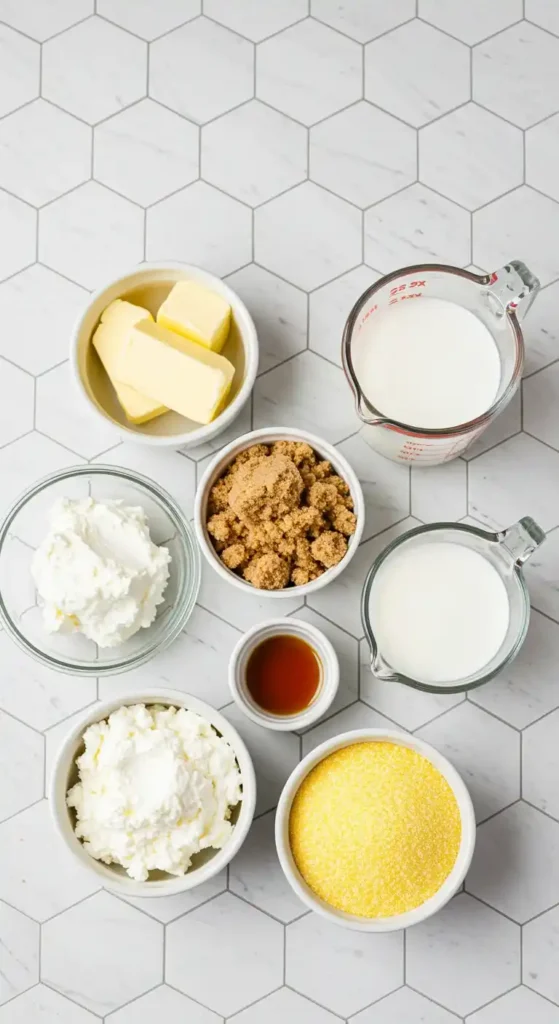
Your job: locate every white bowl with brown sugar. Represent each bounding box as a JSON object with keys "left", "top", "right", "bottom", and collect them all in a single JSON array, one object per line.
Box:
[{"left": 194, "top": 428, "right": 365, "bottom": 597}]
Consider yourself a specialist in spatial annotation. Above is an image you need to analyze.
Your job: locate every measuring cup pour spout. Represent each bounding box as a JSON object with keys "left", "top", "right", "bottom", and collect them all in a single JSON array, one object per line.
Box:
[
  {"left": 498, "top": 516, "right": 546, "bottom": 566},
  {"left": 371, "top": 650, "right": 399, "bottom": 682}
]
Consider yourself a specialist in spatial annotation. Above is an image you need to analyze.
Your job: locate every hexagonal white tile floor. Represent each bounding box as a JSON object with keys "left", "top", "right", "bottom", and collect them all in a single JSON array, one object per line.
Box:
[{"left": 0, "top": 901, "right": 39, "bottom": 1007}]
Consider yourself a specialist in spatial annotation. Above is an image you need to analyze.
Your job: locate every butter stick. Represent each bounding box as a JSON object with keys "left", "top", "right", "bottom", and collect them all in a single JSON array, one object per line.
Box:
[
  {"left": 116, "top": 320, "right": 235, "bottom": 425},
  {"left": 92, "top": 300, "right": 168, "bottom": 424},
  {"left": 157, "top": 279, "right": 231, "bottom": 353}
]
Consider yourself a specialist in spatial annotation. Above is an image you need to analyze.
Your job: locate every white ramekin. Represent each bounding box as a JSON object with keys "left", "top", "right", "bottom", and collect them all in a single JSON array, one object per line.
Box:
[
  {"left": 70, "top": 262, "right": 258, "bottom": 449},
  {"left": 228, "top": 618, "right": 339, "bottom": 731},
  {"left": 275, "top": 728, "right": 476, "bottom": 931},
  {"left": 50, "top": 690, "right": 256, "bottom": 898},
  {"left": 194, "top": 427, "right": 365, "bottom": 598}
]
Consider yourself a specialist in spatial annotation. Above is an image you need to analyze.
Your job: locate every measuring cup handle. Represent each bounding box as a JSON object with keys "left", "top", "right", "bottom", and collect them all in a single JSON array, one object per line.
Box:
[
  {"left": 487, "top": 260, "right": 540, "bottom": 320},
  {"left": 499, "top": 517, "right": 546, "bottom": 566}
]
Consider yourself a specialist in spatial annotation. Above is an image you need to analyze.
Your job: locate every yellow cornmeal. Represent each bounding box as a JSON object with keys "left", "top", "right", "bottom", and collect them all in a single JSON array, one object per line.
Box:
[{"left": 289, "top": 741, "right": 461, "bottom": 918}]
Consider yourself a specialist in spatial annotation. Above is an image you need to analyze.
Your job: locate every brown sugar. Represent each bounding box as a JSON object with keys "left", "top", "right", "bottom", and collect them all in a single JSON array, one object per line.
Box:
[{"left": 206, "top": 441, "right": 358, "bottom": 590}]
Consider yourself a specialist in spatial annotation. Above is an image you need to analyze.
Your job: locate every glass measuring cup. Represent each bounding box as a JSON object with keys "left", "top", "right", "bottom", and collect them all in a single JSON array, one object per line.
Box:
[
  {"left": 361, "top": 517, "right": 546, "bottom": 694},
  {"left": 342, "top": 261, "right": 540, "bottom": 465}
]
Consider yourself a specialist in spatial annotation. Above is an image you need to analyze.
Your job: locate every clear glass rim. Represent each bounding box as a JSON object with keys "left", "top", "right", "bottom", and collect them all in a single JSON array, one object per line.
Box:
[
  {"left": 360, "top": 521, "right": 531, "bottom": 695},
  {"left": 0, "top": 464, "right": 201, "bottom": 676},
  {"left": 342, "top": 263, "right": 524, "bottom": 438}
]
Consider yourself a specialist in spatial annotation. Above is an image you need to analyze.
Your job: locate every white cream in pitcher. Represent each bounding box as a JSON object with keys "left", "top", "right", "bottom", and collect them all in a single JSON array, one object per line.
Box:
[{"left": 353, "top": 297, "right": 501, "bottom": 428}]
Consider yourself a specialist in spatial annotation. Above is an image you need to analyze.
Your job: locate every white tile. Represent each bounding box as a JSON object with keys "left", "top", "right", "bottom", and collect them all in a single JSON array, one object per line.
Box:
[
  {"left": 94, "top": 99, "right": 198, "bottom": 206},
  {"left": 107, "top": 985, "right": 220, "bottom": 1023},
  {"left": 0, "top": 631, "right": 96, "bottom": 730},
  {"left": 0, "top": 191, "right": 36, "bottom": 282},
  {"left": 39, "top": 182, "right": 144, "bottom": 290},
  {"left": 0, "top": 265, "right": 88, "bottom": 375},
  {"left": 302, "top": 701, "right": 400, "bottom": 756},
  {"left": 92, "top": 443, "right": 196, "bottom": 520},
  {"left": 526, "top": 115, "right": 559, "bottom": 203},
  {"left": 365, "top": 21, "right": 469, "bottom": 128},
  {"left": 470, "top": 611, "right": 559, "bottom": 729},
  {"left": 233, "top": 987, "right": 340, "bottom": 1024},
  {"left": 525, "top": 364, "right": 559, "bottom": 451},
  {"left": 311, "top": 0, "right": 415, "bottom": 42},
  {"left": 473, "top": 23, "right": 559, "bottom": 129},
  {"left": 420, "top": 0, "right": 522, "bottom": 42},
  {"left": 526, "top": 0, "right": 559, "bottom": 36},
  {"left": 42, "top": 17, "right": 146, "bottom": 125},
  {"left": 198, "top": 559, "right": 304, "bottom": 632},
  {"left": 0, "top": 801, "right": 100, "bottom": 921},
  {"left": 292, "top": 606, "right": 359, "bottom": 719},
  {"left": 411, "top": 458, "right": 467, "bottom": 522},
  {"left": 462, "top": 389, "right": 521, "bottom": 461},
  {"left": 419, "top": 104, "right": 523, "bottom": 211},
  {"left": 365, "top": 184, "right": 470, "bottom": 274},
  {"left": 121, "top": 871, "right": 226, "bottom": 923},
  {"left": 229, "top": 811, "right": 304, "bottom": 922},
  {"left": 166, "top": 892, "right": 283, "bottom": 1016},
  {"left": 524, "top": 906, "right": 559, "bottom": 1003},
  {"left": 308, "top": 518, "right": 421, "bottom": 637},
  {"left": 417, "top": 702, "right": 519, "bottom": 823},
  {"left": 0, "top": 536, "right": 36, "bottom": 620},
  {"left": 0, "top": 1, "right": 93, "bottom": 41},
  {"left": 205, "top": 0, "right": 306, "bottom": 41},
  {"left": 225, "top": 265, "right": 307, "bottom": 374},
  {"left": 468, "top": 433, "right": 559, "bottom": 531},
  {"left": 473, "top": 187, "right": 559, "bottom": 289},
  {"left": 466, "top": 802, "right": 559, "bottom": 923},
  {"left": 255, "top": 182, "right": 362, "bottom": 291},
  {"left": 36, "top": 361, "right": 117, "bottom": 458},
  {"left": 0, "top": 902, "right": 38, "bottom": 1007},
  {"left": 187, "top": 399, "right": 252, "bottom": 463},
  {"left": 524, "top": 527, "right": 559, "bottom": 621},
  {"left": 254, "top": 350, "right": 358, "bottom": 443},
  {"left": 202, "top": 100, "right": 306, "bottom": 206},
  {"left": 336, "top": 432, "right": 410, "bottom": 541},
  {"left": 468, "top": 987, "right": 559, "bottom": 1024},
  {"left": 0, "top": 25, "right": 39, "bottom": 118},
  {"left": 150, "top": 19, "right": 253, "bottom": 123},
  {"left": 146, "top": 182, "right": 251, "bottom": 277},
  {"left": 286, "top": 912, "right": 403, "bottom": 1016},
  {"left": 406, "top": 893, "right": 520, "bottom": 1016},
  {"left": 42, "top": 891, "right": 162, "bottom": 1015},
  {"left": 310, "top": 102, "right": 416, "bottom": 208},
  {"left": 353, "top": 986, "right": 460, "bottom": 1024},
  {"left": 100, "top": 606, "right": 240, "bottom": 707},
  {"left": 0, "top": 984, "right": 99, "bottom": 1022},
  {"left": 222, "top": 701, "right": 300, "bottom": 814},
  {"left": 0, "top": 713, "right": 43, "bottom": 822},
  {"left": 360, "top": 639, "right": 464, "bottom": 730},
  {"left": 257, "top": 19, "right": 361, "bottom": 126},
  {"left": 309, "top": 265, "right": 380, "bottom": 367},
  {"left": 0, "top": 360, "right": 33, "bottom": 447},
  {"left": 0, "top": 100, "right": 90, "bottom": 206},
  {"left": 524, "top": 709, "right": 559, "bottom": 821},
  {"left": 523, "top": 282, "right": 559, "bottom": 378},
  {"left": 98, "top": 0, "right": 201, "bottom": 40}
]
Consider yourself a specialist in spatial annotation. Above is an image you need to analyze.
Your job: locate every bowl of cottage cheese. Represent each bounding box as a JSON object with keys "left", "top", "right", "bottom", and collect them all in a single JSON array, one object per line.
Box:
[
  {"left": 0, "top": 464, "right": 200, "bottom": 675},
  {"left": 50, "top": 691, "right": 256, "bottom": 895}
]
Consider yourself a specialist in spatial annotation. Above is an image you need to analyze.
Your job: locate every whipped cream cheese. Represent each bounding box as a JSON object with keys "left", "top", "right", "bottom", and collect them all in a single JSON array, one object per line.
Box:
[
  {"left": 31, "top": 497, "right": 170, "bottom": 648},
  {"left": 67, "top": 704, "right": 242, "bottom": 881}
]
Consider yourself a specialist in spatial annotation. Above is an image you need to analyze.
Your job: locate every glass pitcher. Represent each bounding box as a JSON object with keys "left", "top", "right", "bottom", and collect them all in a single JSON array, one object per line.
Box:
[
  {"left": 342, "top": 261, "right": 540, "bottom": 466},
  {"left": 361, "top": 517, "right": 546, "bottom": 695}
]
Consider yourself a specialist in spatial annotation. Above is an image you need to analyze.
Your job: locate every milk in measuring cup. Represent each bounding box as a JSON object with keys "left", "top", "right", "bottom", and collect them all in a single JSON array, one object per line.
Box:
[
  {"left": 369, "top": 541, "right": 510, "bottom": 685},
  {"left": 353, "top": 297, "right": 501, "bottom": 428}
]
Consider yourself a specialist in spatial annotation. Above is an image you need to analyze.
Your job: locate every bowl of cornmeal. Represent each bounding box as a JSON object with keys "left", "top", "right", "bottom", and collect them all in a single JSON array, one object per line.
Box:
[{"left": 275, "top": 729, "right": 475, "bottom": 931}]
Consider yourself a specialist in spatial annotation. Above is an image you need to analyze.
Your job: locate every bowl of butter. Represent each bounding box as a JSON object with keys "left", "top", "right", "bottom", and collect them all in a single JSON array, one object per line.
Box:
[{"left": 71, "top": 263, "right": 258, "bottom": 449}]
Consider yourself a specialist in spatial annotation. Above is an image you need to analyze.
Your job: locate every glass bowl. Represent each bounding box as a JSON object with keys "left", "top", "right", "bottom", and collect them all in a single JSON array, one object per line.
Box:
[{"left": 0, "top": 465, "right": 200, "bottom": 676}]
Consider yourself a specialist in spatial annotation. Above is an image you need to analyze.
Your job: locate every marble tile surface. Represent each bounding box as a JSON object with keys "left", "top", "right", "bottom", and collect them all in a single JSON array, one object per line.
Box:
[{"left": 1, "top": 5, "right": 559, "bottom": 1021}]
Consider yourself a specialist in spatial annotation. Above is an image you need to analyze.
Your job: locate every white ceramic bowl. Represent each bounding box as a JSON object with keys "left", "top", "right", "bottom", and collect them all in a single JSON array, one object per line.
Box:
[
  {"left": 50, "top": 690, "right": 256, "bottom": 897},
  {"left": 228, "top": 618, "right": 339, "bottom": 731},
  {"left": 275, "top": 728, "right": 476, "bottom": 931},
  {"left": 194, "top": 428, "right": 365, "bottom": 598},
  {"left": 71, "top": 262, "right": 258, "bottom": 449}
]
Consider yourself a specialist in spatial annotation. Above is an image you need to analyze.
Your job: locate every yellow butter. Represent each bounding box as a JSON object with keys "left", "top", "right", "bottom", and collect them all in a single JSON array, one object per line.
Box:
[
  {"left": 117, "top": 320, "right": 235, "bottom": 425},
  {"left": 157, "top": 280, "right": 231, "bottom": 353},
  {"left": 92, "top": 300, "right": 168, "bottom": 424}
]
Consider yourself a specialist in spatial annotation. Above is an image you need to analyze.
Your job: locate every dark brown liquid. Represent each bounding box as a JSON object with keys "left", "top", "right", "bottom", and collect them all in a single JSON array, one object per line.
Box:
[{"left": 246, "top": 635, "right": 321, "bottom": 715}]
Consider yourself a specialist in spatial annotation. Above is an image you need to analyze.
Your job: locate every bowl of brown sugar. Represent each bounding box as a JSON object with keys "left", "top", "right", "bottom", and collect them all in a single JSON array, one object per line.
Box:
[{"left": 194, "top": 428, "right": 365, "bottom": 596}]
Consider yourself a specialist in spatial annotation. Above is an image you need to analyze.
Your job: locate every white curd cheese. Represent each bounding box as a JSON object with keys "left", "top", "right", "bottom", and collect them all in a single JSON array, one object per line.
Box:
[
  {"left": 67, "top": 704, "right": 243, "bottom": 881},
  {"left": 31, "top": 497, "right": 171, "bottom": 648}
]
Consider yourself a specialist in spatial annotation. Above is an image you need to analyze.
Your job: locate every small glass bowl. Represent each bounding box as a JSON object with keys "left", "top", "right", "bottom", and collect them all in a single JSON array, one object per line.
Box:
[{"left": 0, "top": 465, "right": 200, "bottom": 676}]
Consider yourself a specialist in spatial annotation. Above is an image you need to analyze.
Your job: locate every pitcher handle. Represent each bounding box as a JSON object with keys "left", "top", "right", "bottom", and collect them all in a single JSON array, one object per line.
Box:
[
  {"left": 499, "top": 516, "right": 546, "bottom": 566},
  {"left": 486, "top": 260, "right": 540, "bottom": 321}
]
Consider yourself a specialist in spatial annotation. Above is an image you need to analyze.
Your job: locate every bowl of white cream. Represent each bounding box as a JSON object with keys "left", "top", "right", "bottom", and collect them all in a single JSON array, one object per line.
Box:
[
  {"left": 50, "top": 691, "right": 256, "bottom": 896},
  {"left": 0, "top": 465, "right": 200, "bottom": 675}
]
